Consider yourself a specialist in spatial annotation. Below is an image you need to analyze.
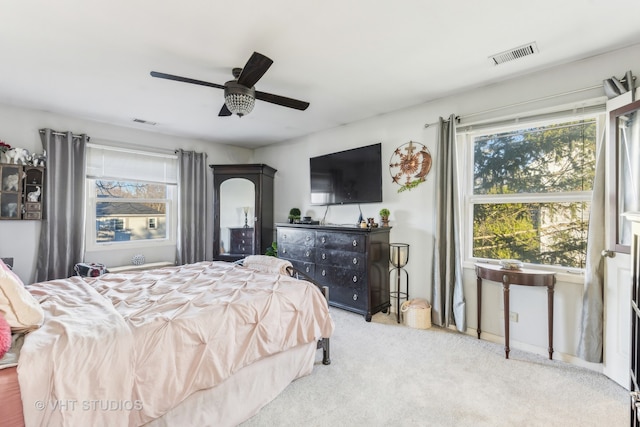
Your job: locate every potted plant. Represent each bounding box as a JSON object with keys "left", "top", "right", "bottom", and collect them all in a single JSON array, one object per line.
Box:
[
  {"left": 379, "top": 208, "right": 390, "bottom": 227},
  {"left": 288, "top": 208, "right": 301, "bottom": 223}
]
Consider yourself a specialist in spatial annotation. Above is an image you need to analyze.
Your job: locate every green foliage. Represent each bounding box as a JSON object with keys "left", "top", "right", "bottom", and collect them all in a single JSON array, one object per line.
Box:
[
  {"left": 288, "top": 207, "right": 301, "bottom": 219},
  {"left": 379, "top": 208, "right": 390, "bottom": 217},
  {"left": 472, "top": 120, "right": 595, "bottom": 268},
  {"left": 265, "top": 241, "right": 277, "bottom": 257},
  {"left": 397, "top": 178, "right": 425, "bottom": 193}
]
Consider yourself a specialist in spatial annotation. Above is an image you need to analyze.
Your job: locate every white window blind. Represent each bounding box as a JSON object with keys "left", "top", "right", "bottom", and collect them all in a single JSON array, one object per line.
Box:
[{"left": 86, "top": 144, "right": 178, "bottom": 184}]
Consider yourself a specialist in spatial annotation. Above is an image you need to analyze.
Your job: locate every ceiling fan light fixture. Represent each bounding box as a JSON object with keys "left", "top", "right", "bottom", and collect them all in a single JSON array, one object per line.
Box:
[{"left": 224, "top": 82, "right": 255, "bottom": 117}]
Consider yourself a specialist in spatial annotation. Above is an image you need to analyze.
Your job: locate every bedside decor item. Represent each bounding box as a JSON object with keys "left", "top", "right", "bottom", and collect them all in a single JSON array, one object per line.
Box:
[
  {"left": 389, "top": 141, "right": 432, "bottom": 193},
  {"left": 132, "top": 254, "right": 146, "bottom": 266},
  {"left": 499, "top": 259, "right": 523, "bottom": 270}
]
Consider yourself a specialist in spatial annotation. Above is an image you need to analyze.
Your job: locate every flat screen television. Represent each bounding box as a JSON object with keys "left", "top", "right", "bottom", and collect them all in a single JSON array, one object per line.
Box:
[{"left": 310, "top": 143, "right": 383, "bottom": 205}]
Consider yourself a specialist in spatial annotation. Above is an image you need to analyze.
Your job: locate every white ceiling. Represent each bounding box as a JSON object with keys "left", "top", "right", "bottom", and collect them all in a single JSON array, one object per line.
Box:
[{"left": 1, "top": 1, "right": 639, "bottom": 148}]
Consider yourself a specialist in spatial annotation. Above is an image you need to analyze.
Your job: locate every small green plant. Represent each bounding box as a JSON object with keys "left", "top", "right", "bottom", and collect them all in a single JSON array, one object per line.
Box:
[
  {"left": 265, "top": 241, "right": 278, "bottom": 257},
  {"left": 288, "top": 207, "right": 301, "bottom": 222},
  {"left": 379, "top": 208, "right": 390, "bottom": 218}
]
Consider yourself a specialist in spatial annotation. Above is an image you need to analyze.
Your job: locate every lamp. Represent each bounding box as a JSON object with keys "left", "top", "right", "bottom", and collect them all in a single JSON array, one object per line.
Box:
[
  {"left": 243, "top": 206, "right": 250, "bottom": 228},
  {"left": 224, "top": 82, "right": 255, "bottom": 117}
]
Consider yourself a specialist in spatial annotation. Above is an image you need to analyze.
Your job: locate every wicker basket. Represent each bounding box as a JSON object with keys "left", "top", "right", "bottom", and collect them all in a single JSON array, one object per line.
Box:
[{"left": 401, "top": 299, "right": 432, "bottom": 329}]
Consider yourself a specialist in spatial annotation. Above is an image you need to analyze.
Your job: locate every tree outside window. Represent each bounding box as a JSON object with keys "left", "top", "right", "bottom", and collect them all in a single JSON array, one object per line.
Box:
[{"left": 467, "top": 118, "right": 597, "bottom": 269}]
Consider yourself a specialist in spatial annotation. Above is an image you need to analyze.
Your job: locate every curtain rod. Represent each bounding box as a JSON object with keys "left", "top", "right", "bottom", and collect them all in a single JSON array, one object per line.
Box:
[
  {"left": 38, "top": 129, "right": 90, "bottom": 141},
  {"left": 423, "top": 83, "right": 603, "bottom": 129}
]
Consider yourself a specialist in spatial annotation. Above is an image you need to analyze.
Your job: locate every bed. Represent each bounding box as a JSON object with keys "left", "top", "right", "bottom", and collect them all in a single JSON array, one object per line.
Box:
[{"left": 0, "top": 257, "right": 334, "bottom": 427}]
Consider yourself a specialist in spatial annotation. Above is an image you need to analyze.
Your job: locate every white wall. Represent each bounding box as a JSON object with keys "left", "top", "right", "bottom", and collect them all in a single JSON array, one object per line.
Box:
[
  {"left": 254, "top": 43, "right": 640, "bottom": 363},
  {"left": 2, "top": 42, "right": 639, "bottom": 363},
  {"left": 0, "top": 103, "right": 253, "bottom": 283}
]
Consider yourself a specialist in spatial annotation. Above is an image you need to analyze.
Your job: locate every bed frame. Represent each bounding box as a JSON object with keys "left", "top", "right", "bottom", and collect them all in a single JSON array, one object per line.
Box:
[
  {"left": 289, "top": 266, "right": 331, "bottom": 365},
  {"left": 234, "top": 259, "right": 331, "bottom": 365}
]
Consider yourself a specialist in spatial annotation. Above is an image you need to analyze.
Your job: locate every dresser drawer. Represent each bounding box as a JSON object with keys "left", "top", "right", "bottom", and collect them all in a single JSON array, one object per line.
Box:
[
  {"left": 279, "top": 244, "right": 316, "bottom": 262},
  {"left": 277, "top": 229, "right": 315, "bottom": 246},
  {"left": 315, "top": 265, "right": 365, "bottom": 288},
  {"left": 316, "top": 232, "right": 366, "bottom": 253},
  {"left": 288, "top": 260, "right": 315, "bottom": 277},
  {"left": 328, "top": 283, "right": 366, "bottom": 311},
  {"left": 315, "top": 249, "right": 366, "bottom": 271}
]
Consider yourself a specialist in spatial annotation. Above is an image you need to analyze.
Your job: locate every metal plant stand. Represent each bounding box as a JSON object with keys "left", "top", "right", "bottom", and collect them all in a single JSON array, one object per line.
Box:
[{"left": 389, "top": 243, "right": 409, "bottom": 323}]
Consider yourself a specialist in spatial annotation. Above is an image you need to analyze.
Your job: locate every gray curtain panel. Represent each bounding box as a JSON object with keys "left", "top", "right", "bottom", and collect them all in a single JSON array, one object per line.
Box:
[
  {"left": 431, "top": 114, "right": 466, "bottom": 332},
  {"left": 176, "top": 149, "right": 208, "bottom": 265},
  {"left": 35, "top": 129, "right": 88, "bottom": 281},
  {"left": 577, "top": 121, "right": 606, "bottom": 363}
]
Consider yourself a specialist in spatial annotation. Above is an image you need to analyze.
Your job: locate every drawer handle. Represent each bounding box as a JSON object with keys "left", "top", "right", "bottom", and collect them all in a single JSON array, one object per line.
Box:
[
  {"left": 353, "top": 293, "right": 358, "bottom": 301},
  {"left": 322, "top": 253, "right": 326, "bottom": 260},
  {"left": 306, "top": 235, "right": 311, "bottom": 241},
  {"left": 305, "top": 266, "right": 310, "bottom": 273},
  {"left": 352, "top": 258, "right": 358, "bottom": 265},
  {"left": 282, "top": 248, "right": 286, "bottom": 254},
  {"left": 321, "top": 236, "right": 326, "bottom": 243},
  {"left": 352, "top": 276, "right": 358, "bottom": 283},
  {"left": 305, "top": 250, "right": 310, "bottom": 257},
  {"left": 352, "top": 240, "right": 357, "bottom": 247},
  {"left": 322, "top": 270, "right": 326, "bottom": 277}
]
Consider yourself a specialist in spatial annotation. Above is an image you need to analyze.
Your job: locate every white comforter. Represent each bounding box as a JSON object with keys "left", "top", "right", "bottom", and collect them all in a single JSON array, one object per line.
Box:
[{"left": 18, "top": 261, "right": 334, "bottom": 426}]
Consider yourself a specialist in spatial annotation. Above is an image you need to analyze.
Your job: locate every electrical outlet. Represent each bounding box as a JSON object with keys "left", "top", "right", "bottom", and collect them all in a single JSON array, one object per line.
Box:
[{"left": 500, "top": 310, "right": 519, "bottom": 322}]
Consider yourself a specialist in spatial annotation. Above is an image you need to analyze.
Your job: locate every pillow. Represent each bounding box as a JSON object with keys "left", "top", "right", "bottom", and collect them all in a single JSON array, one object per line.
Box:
[
  {"left": 0, "top": 259, "right": 44, "bottom": 332},
  {"left": 0, "top": 313, "right": 10, "bottom": 359},
  {"left": 242, "top": 255, "right": 293, "bottom": 275}
]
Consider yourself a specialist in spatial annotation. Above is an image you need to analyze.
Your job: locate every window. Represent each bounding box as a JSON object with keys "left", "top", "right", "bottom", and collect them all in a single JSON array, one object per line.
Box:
[
  {"left": 461, "top": 116, "right": 600, "bottom": 269},
  {"left": 85, "top": 145, "right": 177, "bottom": 249}
]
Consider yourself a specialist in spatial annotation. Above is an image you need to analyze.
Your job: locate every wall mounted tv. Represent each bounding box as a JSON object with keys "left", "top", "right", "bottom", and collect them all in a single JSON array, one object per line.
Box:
[{"left": 310, "top": 143, "right": 383, "bottom": 205}]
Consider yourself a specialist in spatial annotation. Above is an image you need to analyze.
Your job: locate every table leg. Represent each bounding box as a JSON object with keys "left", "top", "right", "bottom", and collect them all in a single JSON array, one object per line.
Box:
[
  {"left": 477, "top": 276, "right": 482, "bottom": 339},
  {"left": 503, "top": 283, "right": 510, "bottom": 359},
  {"left": 547, "top": 285, "right": 554, "bottom": 359}
]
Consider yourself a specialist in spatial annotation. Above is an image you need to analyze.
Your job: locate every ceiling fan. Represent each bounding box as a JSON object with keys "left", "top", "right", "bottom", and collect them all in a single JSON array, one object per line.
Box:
[{"left": 150, "top": 52, "right": 310, "bottom": 117}]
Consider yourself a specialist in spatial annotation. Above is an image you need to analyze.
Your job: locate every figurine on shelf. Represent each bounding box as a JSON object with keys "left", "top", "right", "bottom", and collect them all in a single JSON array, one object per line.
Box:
[
  {"left": 29, "top": 151, "right": 46, "bottom": 167},
  {"left": 2, "top": 173, "right": 19, "bottom": 191},
  {"left": 5, "top": 147, "right": 30, "bottom": 165},
  {"left": 27, "top": 186, "right": 41, "bottom": 202}
]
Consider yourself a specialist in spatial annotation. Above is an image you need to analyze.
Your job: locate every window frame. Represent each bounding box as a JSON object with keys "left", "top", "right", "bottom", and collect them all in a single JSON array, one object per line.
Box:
[
  {"left": 459, "top": 113, "right": 602, "bottom": 272},
  {"left": 84, "top": 145, "right": 178, "bottom": 252}
]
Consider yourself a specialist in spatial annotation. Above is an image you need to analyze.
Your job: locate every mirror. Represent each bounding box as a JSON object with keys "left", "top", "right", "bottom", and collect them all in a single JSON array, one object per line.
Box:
[{"left": 219, "top": 178, "right": 255, "bottom": 256}]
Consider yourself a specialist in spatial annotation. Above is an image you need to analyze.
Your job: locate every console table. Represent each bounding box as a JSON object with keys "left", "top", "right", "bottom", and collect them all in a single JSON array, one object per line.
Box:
[
  {"left": 475, "top": 263, "right": 556, "bottom": 359},
  {"left": 277, "top": 224, "right": 391, "bottom": 321}
]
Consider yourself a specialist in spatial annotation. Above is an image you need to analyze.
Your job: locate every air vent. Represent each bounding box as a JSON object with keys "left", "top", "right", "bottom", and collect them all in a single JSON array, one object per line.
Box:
[
  {"left": 489, "top": 42, "right": 539, "bottom": 65},
  {"left": 133, "top": 118, "right": 157, "bottom": 126}
]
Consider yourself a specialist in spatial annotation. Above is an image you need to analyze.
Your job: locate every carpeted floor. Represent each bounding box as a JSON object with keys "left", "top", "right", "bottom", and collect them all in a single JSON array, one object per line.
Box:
[{"left": 241, "top": 307, "right": 628, "bottom": 427}]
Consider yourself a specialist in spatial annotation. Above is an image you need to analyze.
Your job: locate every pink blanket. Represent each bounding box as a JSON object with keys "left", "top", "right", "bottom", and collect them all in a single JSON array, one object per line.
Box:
[{"left": 18, "top": 261, "right": 334, "bottom": 426}]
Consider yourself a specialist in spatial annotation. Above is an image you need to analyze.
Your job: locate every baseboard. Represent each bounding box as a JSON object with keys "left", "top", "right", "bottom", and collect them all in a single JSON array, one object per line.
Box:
[{"left": 462, "top": 327, "right": 603, "bottom": 373}]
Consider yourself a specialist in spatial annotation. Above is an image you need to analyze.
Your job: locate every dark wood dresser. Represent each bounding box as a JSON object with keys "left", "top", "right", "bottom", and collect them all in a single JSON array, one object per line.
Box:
[
  {"left": 276, "top": 223, "right": 391, "bottom": 321},
  {"left": 229, "top": 227, "right": 254, "bottom": 255}
]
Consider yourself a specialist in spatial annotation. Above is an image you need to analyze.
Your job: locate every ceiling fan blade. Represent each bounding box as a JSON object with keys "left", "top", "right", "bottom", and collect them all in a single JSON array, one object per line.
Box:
[
  {"left": 255, "top": 91, "right": 310, "bottom": 111},
  {"left": 218, "top": 104, "right": 232, "bottom": 116},
  {"left": 150, "top": 71, "right": 225, "bottom": 90},
  {"left": 237, "top": 52, "right": 273, "bottom": 88}
]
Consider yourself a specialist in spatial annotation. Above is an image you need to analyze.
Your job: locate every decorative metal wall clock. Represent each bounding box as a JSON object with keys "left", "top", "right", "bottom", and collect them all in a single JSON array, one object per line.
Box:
[{"left": 389, "top": 141, "right": 432, "bottom": 193}]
